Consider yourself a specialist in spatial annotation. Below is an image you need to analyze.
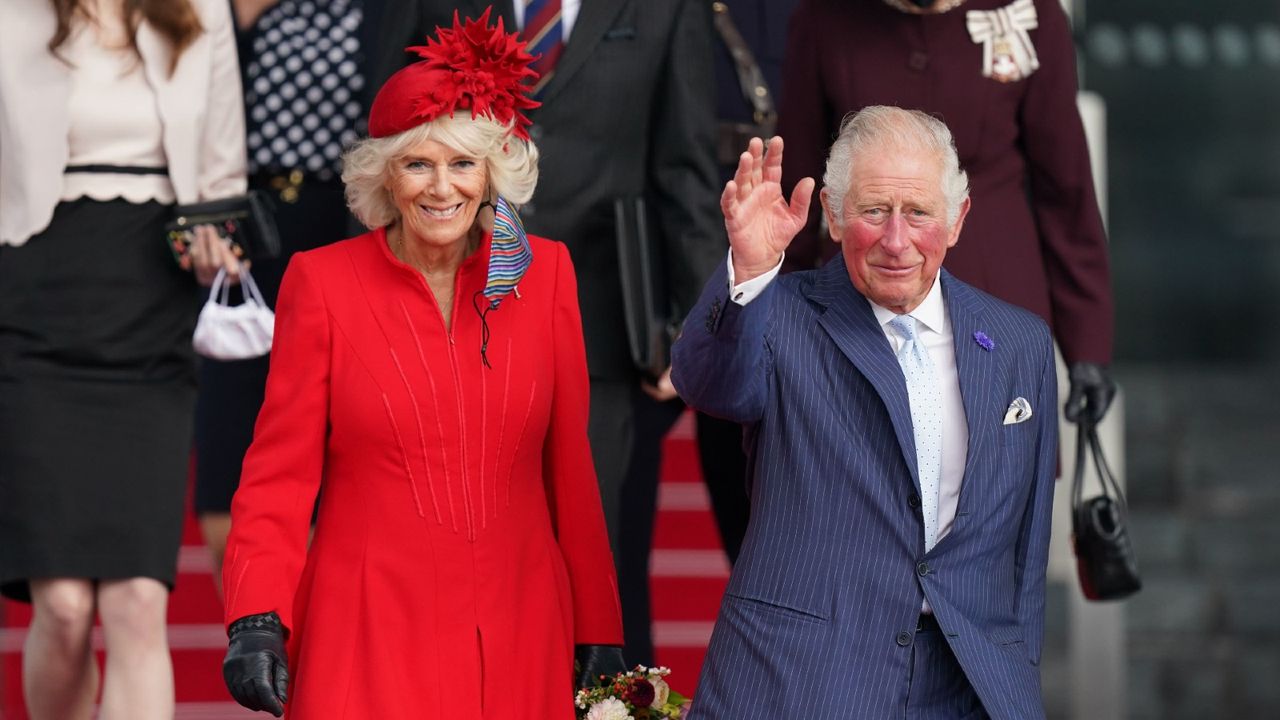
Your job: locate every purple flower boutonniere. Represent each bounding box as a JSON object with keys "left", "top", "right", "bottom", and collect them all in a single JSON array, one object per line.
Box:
[{"left": 973, "top": 331, "right": 995, "bottom": 351}]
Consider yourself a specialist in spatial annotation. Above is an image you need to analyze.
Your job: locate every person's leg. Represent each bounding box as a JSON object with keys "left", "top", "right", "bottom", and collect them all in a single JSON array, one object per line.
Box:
[
  {"left": 619, "top": 392, "right": 685, "bottom": 666},
  {"left": 95, "top": 577, "right": 173, "bottom": 720},
  {"left": 193, "top": 185, "right": 345, "bottom": 601},
  {"left": 23, "top": 578, "right": 99, "bottom": 720},
  {"left": 694, "top": 412, "right": 751, "bottom": 564},
  {"left": 195, "top": 354, "right": 271, "bottom": 601},
  {"left": 587, "top": 378, "right": 635, "bottom": 558},
  {"left": 197, "top": 513, "right": 233, "bottom": 597}
]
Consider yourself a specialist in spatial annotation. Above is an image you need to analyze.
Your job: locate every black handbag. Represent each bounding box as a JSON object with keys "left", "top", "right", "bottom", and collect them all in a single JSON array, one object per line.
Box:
[
  {"left": 1070, "top": 418, "right": 1142, "bottom": 601},
  {"left": 165, "top": 191, "right": 282, "bottom": 266},
  {"left": 614, "top": 196, "right": 677, "bottom": 381}
]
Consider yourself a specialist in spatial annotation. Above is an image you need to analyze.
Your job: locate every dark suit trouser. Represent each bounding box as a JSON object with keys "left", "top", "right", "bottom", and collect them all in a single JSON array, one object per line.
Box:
[
  {"left": 693, "top": 413, "right": 750, "bottom": 564},
  {"left": 587, "top": 378, "right": 635, "bottom": 560},
  {"left": 617, "top": 390, "right": 684, "bottom": 666},
  {"left": 617, "top": 406, "right": 751, "bottom": 665},
  {"left": 908, "top": 623, "right": 989, "bottom": 720}
]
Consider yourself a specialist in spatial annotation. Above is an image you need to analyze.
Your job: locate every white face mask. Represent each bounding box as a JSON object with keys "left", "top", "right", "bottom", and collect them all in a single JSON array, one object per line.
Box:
[{"left": 192, "top": 267, "right": 275, "bottom": 361}]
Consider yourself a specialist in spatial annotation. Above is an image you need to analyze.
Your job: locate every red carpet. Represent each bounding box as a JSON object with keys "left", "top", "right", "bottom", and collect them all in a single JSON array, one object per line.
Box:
[{"left": 0, "top": 411, "right": 726, "bottom": 718}]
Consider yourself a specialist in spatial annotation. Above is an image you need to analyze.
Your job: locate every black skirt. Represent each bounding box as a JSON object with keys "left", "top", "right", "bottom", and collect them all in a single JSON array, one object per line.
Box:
[{"left": 0, "top": 198, "right": 200, "bottom": 601}]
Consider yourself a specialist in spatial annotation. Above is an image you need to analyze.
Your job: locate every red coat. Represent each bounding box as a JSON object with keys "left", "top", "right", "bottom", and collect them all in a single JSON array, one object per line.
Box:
[
  {"left": 780, "top": 0, "right": 1113, "bottom": 364},
  {"left": 222, "top": 229, "right": 623, "bottom": 719}
]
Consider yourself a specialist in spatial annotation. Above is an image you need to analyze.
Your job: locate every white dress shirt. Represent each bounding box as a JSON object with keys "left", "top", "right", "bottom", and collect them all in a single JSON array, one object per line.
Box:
[
  {"left": 868, "top": 275, "right": 969, "bottom": 548},
  {"left": 726, "top": 251, "right": 783, "bottom": 305},
  {"left": 514, "top": 0, "right": 582, "bottom": 39},
  {"left": 727, "top": 250, "right": 970, "bottom": 546}
]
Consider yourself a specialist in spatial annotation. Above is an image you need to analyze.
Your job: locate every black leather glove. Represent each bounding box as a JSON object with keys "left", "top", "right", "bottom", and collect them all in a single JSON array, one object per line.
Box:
[
  {"left": 574, "top": 644, "right": 627, "bottom": 690},
  {"left": 223, "top": 612, "right": 289, "bottom": 717},
  {"left": 1064, "top": 361, "right": 1117, "bottom": 425}
]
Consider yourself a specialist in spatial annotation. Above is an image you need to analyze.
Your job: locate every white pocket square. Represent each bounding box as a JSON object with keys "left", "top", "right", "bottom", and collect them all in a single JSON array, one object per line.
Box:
[{"left": 1003, "top": 397, "right": 1033, "bottom": 425}]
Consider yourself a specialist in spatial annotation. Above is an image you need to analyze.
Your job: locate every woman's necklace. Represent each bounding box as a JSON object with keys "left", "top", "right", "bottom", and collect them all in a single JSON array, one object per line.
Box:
[{"left": 881, "top": 0, "right": 968, "bottom": 15}]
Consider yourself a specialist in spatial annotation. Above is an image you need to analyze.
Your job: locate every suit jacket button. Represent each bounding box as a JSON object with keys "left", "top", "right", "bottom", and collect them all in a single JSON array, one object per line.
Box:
[
  {"left": 917, "top": 561, "right": 930, "bottom": 577},
  {"left": 908, "top": 494, "right": 921, "bottom": 508},
  {"left": 896, "top": 631, "right": 912, "bottom": 647}
]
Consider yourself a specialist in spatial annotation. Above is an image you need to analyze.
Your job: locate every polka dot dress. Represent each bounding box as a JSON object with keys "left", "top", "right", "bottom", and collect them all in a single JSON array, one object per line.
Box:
[
  {"left": 889, "top": 315, "right": 943, "bottom": 552},
  {"left": 244, "top": 0, "right": 366, "bottom": 180}
]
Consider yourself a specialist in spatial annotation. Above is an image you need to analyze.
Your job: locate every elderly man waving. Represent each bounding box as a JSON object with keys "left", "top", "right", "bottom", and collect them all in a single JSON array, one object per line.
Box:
[{"left": 672, "top": 106, "right": 1057, "bottom": 720}]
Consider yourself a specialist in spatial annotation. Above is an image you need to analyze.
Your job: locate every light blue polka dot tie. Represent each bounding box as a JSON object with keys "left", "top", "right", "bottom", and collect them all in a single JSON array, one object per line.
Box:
[{"left": 889, "top": 315, "right": 943, "bottom": 552}]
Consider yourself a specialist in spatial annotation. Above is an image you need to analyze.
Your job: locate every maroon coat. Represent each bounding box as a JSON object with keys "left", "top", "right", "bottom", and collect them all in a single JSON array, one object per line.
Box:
[{"left": 780, "top": 0, "right": 1112, "bottom": 364}]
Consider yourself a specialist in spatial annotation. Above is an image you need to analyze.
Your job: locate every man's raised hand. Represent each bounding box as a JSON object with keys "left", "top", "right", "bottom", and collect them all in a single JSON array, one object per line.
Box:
[{"left": 721, "top": 136, "right": 815, "bottom": 283}]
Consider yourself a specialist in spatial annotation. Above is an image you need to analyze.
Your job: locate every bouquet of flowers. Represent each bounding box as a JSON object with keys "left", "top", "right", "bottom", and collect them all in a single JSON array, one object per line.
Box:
[{"left": 575, "top": 665, "right": 689, "bottom": 720}]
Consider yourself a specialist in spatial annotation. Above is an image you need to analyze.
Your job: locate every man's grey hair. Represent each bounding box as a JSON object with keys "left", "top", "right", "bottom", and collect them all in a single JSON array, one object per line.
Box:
[{"left": 822, "top": 106, "right": 970, "bottom": 228}]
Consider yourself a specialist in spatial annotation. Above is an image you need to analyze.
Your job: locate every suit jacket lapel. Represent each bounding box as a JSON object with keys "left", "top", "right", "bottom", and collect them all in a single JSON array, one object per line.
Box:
[
  {"left": 941, "top": 270, "right": 1000, "bottom": 508},
  {"left": 809, "top": 256, "right": 921, "bottom": 490},
  {"left": 536, "top": 0, "right": 628, "bottom": 105}
]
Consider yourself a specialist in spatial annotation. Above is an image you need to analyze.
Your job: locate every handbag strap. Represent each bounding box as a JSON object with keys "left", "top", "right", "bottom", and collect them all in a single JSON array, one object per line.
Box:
[
  {"left": 206, "top": 265, "right": 265, "bottom": 308},
  {"left": 208, "top": 267, "right": 231, "bottom": 306},
  {"left": 1087, "top": 420, "right": 1129, "bottom": 513},
  {"left": 238, "top": 267, "right": 269, "bottom": 308},
  {"left": 711, "top": 2, "right": 777, "bottom": 134},
  {"left": 1071, "top": 418, "right": 1130, "bottom": 514}
]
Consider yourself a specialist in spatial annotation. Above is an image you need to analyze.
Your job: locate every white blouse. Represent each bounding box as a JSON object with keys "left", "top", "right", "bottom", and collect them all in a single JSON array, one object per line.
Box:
[
  {"left": 60, "top": 4, "right": 175, "bottom": 204},
  {"left": 0, "top": 0, "right": 247, "bottom": 246}
]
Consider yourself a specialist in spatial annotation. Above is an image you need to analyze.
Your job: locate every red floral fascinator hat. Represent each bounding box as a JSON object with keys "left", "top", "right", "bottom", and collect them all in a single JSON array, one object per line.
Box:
[{"left": 368, "top": 7, "right": 540, "bottom": 140}]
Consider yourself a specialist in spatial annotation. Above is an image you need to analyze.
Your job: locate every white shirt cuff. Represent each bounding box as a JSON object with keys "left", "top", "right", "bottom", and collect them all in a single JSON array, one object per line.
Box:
[{"left": 727, "top": 250, "right": 784, "bottom": 306}]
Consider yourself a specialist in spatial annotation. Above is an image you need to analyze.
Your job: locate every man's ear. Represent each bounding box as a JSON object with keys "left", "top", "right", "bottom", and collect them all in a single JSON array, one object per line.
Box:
[
  {"left": 946, "top": 196, "right": 971, "bottom": 249},
  {"left": 820, "top": 187, "right": 843, "bottom": 243}
]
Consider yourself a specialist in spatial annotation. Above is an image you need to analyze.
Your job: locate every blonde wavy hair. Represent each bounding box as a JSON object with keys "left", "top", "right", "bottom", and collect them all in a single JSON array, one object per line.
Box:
[{"left": 342, "top": 114, "right": 539, "bottom": 230}]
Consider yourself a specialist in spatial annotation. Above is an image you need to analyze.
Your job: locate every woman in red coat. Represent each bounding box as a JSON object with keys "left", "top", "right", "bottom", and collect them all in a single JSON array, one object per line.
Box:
[{"left": 219, "top": 11, "right": 625, "bottom": 718}]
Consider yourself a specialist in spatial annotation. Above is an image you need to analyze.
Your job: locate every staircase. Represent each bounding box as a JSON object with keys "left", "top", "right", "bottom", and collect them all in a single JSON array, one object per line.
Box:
[{"left": 0, "top": 411, "right": 727, "bottom": 717}]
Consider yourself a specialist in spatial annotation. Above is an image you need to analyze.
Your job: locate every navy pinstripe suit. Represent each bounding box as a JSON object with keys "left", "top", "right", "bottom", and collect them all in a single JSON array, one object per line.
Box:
[{"left": 671, "top": 256, "right": 1057, "bottom": 720}]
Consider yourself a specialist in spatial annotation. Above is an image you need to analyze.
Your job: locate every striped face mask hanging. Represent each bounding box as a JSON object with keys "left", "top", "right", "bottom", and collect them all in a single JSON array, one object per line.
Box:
[
  {"left": 473, "top": 196, "right": 534, "bottom": 368},
  {"left": 483, "top": 196, "right": 533, "bottom": 309}
]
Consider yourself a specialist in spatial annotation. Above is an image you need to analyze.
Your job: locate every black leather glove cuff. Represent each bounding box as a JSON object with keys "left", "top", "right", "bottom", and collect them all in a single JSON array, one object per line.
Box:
[
  {"left": 224, "top": 611, "right": 289, "bottom": 717},
  {"left": 575, "top": 644, "right": 627, "bottom": 689},
  {"left": 228, "top": 611, "right": 283, "bottom": 639}
]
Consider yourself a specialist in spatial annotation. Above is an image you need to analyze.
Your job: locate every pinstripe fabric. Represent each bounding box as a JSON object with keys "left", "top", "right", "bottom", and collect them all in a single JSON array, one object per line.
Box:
[
  {"left": 671, "top": 256, "right": 1057, "bottom": 720},
  {"left": 907, "top": 624, "right": 987, "bottom": 719}
]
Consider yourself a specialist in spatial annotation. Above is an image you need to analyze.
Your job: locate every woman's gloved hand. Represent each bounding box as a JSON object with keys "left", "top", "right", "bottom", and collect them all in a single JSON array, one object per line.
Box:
[
  {"left": 223, "top": 611, "right": 289, "bottom": 716},
  {"left": 1064, "top": 361, "right": 1118, "bottom": 424},
  {"left": 574, "top": 644, "right": 628, "bottom": 690}
]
